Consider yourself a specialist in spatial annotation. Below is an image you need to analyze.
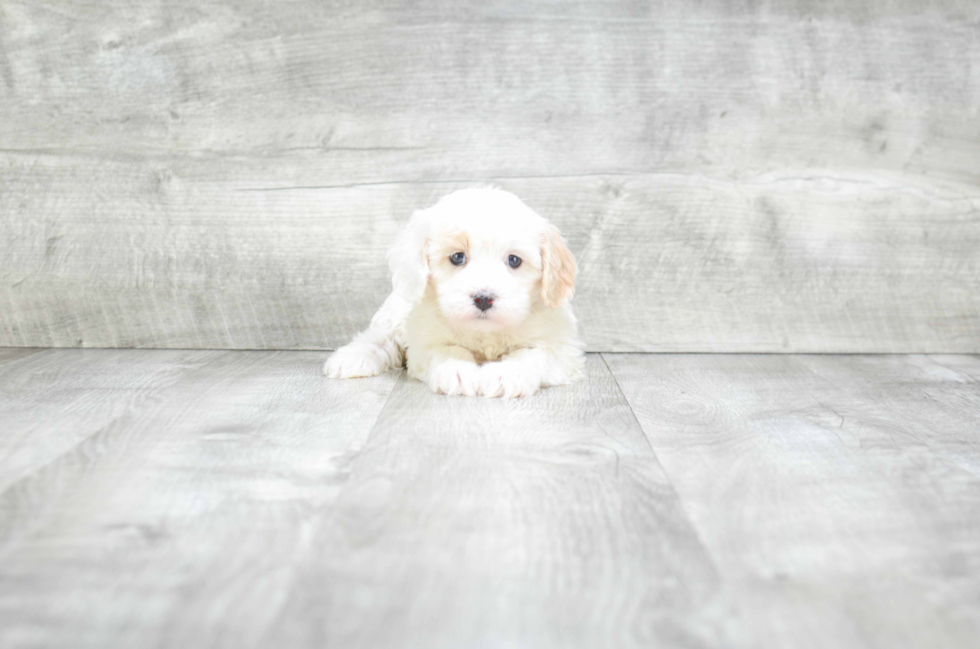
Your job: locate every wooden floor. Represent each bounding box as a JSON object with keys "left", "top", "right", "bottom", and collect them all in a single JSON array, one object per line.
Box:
[{"left": 1, "top": 349, "right": 978, "bottom": 648}]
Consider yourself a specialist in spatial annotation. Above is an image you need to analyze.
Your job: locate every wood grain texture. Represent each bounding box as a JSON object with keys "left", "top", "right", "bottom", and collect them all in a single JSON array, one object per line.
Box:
[
  {"left": 2, "top": 350, "right": 980, "bottom": 647},
  {"left": 266, "top": 354, "right": 722, "bottom": 649},
  {"left": 0, "top": 347, "right": 41, "bottom": 364},
  {"left": 0, "top": 348, "right": 217, "bottom": 495},
  {"left": 604, "top": 352, "right": 980, "bottom": 649},
  {"left": 0, "top": 352, "right": 725, "bottom": 649},
  {"left": 0, "top": 349, "right": 398, "bottom": 648},
  {"left": 1, "top": 1, "right": 979, "bottom": 351}
]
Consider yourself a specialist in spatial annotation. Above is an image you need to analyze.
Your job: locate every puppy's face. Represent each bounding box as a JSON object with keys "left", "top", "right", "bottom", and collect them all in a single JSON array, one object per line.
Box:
[
  {"left": 389, "top": 188, "right": 576, "bottom": 332},
  {"left": 427, "top": 225, "right": 541, "bottom": 329}
]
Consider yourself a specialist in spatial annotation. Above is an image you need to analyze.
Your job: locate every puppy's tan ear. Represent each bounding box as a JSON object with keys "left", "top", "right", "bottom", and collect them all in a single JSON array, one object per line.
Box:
[
  {"left": 541, "top": 223, "right": 577, "bottom": 308},
  {"left": 387, "top": 208, "right": 431, "bottom": 303}
]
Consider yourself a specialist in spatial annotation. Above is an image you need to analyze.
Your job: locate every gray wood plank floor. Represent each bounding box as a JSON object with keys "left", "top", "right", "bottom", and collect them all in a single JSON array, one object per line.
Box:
[{"left": 1, "top": 350, "right": 978, "bottom": 648}]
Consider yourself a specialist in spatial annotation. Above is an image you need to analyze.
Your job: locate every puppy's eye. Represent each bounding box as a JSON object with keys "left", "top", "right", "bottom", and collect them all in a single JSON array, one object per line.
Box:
[
  {"left": 508, "top": 255, "right": 522, "bottom": 269},
  {"left": 450, "top": 252, "right": 466, "bottom": 266}
]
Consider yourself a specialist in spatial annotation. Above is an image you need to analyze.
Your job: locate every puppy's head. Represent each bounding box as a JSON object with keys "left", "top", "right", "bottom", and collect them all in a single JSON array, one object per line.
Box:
[{"left": 388, "top": 188, "right": 576, "bottom": 330}]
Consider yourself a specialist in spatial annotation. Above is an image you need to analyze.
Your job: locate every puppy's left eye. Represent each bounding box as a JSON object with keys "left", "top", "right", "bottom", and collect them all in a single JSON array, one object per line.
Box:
[
  {"left": 450, "top": 252, "right": 466, "bottom": 266},
  {"left": 508, "top": 255, "right": 522, "bottom": 269}
]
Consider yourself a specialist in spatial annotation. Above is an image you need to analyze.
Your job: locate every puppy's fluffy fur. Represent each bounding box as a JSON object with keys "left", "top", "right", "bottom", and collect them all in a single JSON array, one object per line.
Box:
[{"left": 324, "top": 188, "right": 585, "bottom": 397}]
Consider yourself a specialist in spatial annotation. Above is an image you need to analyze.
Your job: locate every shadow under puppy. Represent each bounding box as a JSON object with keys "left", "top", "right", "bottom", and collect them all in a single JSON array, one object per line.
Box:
[{"left": 325, "top": 187, "right": 585, "bottom": 397}]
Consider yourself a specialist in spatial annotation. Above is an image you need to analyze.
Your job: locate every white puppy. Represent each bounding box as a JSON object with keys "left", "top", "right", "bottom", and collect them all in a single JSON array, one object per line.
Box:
[{"left": 324, "top": 188, "right": 585, "bottom": 397}]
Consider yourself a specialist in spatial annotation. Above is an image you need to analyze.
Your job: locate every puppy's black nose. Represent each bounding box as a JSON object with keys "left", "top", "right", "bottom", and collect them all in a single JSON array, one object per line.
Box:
[{"left": 472, "top": 292, "right": 495, "bottom": 312}]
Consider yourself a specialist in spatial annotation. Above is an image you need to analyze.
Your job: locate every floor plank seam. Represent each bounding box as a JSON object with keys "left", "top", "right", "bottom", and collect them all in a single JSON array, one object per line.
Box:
[{"left": 598, "top": 352, "right": 725, "bottom": 580}]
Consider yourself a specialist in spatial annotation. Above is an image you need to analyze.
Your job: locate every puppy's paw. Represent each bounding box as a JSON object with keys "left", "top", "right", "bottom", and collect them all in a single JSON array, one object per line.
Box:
[
  {"left": 324, "top": 343, "right": 387, "bottom": 378},
  {"left": 427, "top": 360, "right": 480, "bottom": 396},
  {"left": 477, "top": 362, "right": 541, "bottom": 398}
]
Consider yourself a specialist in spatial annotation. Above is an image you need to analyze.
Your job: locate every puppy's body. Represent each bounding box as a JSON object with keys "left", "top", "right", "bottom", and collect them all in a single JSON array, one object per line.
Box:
[{"left": 325, "top": 188, "right": 584, "bottom": 397}]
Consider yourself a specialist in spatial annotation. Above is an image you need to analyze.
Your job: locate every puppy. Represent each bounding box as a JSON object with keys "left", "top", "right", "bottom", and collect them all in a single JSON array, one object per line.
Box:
[{"left": 324, "top": 188, "right": 585, "bottom": 397}]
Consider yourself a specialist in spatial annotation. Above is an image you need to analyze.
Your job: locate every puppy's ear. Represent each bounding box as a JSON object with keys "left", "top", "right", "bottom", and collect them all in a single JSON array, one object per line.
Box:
[
  {"left": 541, "top": 223, "right": 577, "bottom": 308},
  {"left": 387, "top": 208, "right": 431, "bottom": 303}
]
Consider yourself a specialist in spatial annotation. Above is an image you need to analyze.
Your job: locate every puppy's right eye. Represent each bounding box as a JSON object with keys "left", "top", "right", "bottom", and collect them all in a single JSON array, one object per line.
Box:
[{"left": 450, "top": 252, "right": 466, "bottom": 266}]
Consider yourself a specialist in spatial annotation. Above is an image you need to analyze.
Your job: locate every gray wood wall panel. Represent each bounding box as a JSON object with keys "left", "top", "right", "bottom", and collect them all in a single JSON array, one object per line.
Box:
[
  {"left": 2, "top": 1, "right": 978, "bottom": 351},
  {"left": 604, "top": 353, "right": 980, "bottom": 649}
]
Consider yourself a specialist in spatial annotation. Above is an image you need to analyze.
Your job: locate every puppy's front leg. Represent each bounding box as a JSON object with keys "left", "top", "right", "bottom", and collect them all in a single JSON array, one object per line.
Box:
[
  {"left": 478, "top": 347, "right": 581, "bottom": 398},
  {"left": 410, "top": 346, "right": 481, "bottom": 396},
  {"left": 324, "top": 293, "right": 410, "bottom": 378}
]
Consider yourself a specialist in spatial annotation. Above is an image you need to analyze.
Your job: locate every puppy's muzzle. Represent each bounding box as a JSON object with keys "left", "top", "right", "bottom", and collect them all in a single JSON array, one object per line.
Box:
[{"left": 472, "top": 291, "right": 495, "bottom": 312}]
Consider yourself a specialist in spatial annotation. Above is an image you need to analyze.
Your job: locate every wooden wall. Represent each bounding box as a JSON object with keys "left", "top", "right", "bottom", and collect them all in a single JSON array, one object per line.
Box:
[{"left": 1, "top": 1, "right": 978, "bottom": 352}]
